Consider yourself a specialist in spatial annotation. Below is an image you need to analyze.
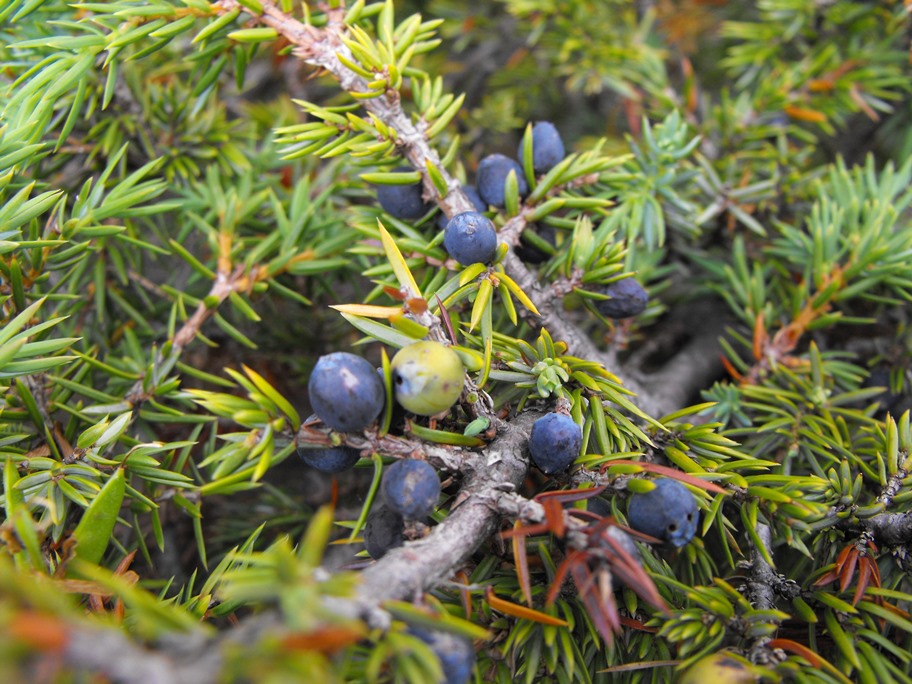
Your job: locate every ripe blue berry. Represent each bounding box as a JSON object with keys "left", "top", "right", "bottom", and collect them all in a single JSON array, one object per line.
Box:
[
  {"left": 410, "top": 628, "right": 475, "bottom": 684},
  {"left": 436, "top": 185, "right": 487, "bottom": 230},
  {"left": 363, "top": 504, "right": 405, "bottom": 559},
  {"left": 626, "top": 478, "right": 698, "bottom": 548},
  {"left": 444, "top": 211, "right": 498, "bottom": 265},
  {"left": 390, "top": 341, "right": 464, "bottom": 416},
  {"left": 308, "top": 352, "right": 385, "bottom": 432},
  {"left": 595, "top": 278, "right": 649, "bottom": 319},
  {"left": 528, "top": 412, "right": 582, "bottom": 474},
  {"left": 476, "top": 154, "right": 529, "bottom": 208},
  {"left": 381, "top": 459, "right": 440, "bottom": 520},
  {"left": 296, "top": 445, "right": 361, "bottom": 474},
  {"left": 518, "top": 121, "right": 566, "bottom": 174},
  {"left": 375, "top": 169, "right": 431, "bottom": 219}
]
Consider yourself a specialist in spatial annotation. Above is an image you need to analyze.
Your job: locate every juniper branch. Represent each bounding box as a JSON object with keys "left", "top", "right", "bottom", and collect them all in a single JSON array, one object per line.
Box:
[
  {"left": 850, "top": 465, "right": 912, "bottom": 545},
  {"left": 858, "top": 512, "right": 912, "bottom": 546},
  {"left": 744, "top": 523, "right": 779, "bottom": 612}
]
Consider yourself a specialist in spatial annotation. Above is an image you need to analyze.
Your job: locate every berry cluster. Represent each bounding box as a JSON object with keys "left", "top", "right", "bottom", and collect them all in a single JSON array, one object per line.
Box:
[
  {"left": 297, "top": 352, "right": 385, "bottom": 473},
  {"left": 362, "top": 458, "right": 441, "bottom": 560},
  {"left": 376, "top": 121, "right": 568, "bottom": 268},
  {"left": 441, "top": 121, "right": 567, "bottom": 266},
  {"left": 299, "top": 343, "right": 455, "bottom": 565}
]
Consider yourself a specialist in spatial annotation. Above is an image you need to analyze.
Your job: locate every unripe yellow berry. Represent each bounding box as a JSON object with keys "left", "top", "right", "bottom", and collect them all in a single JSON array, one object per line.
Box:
[
  {"left": 677, "top": 652, "right": 760, "bottom": 684},
  {"left": 390, "top": 341, "right": 464, "bottom": 416}
]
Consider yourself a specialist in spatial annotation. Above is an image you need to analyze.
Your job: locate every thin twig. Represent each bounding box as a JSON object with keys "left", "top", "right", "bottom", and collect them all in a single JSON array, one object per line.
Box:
[
  {"left": 858, "top": 512, "right": 912, "bottom": 546},
  {"left": 125, "top": 265, "right": 257, "bottom": 407},
  {"left": 744, "top": 523, "right": 779, "bottom": 612},
  {"left": 295, "top": 421, "right": 475, "bottom": 473},
  {"left": 740, "top": 523, "right": 797, "bottom": 665}
]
